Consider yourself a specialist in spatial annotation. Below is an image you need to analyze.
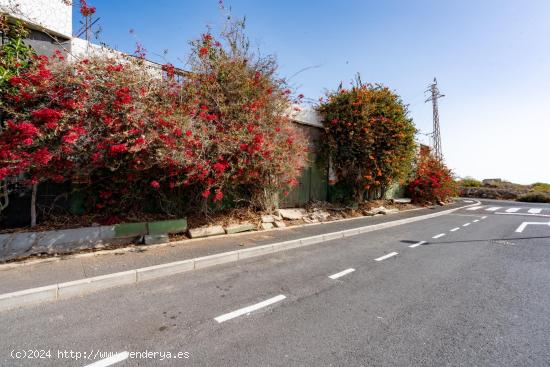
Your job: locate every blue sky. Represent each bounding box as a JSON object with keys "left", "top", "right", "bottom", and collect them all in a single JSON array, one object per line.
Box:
[{"left": 74, "top": 0, "right": 550, "bottom": 184}]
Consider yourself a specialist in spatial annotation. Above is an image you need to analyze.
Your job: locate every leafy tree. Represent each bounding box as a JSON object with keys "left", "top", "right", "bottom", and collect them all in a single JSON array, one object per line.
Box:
[{"left": 318, "top": 77, "right": 416, "bottom": 203}]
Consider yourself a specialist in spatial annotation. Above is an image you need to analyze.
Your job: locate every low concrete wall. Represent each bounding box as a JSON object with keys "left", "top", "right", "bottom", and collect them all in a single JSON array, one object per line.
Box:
[
  {"left": 0, "top": 226, "right": 126, "bottom": 262},
  {"left": 0, "top": 218, "right": 188, "bottom": 262}
]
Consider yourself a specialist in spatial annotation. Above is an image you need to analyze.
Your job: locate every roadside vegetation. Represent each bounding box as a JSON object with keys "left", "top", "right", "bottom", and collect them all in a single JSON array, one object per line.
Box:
[
  {"left": 458, "top": 177, "right": 482, "bottom": 187},
  {"left": 459, "top": 177, "right": 550, "bottom": 203},
  {"left": 0, "top": 16, "right": 306, "bottom": 227},
  {"left": 0, "top": 7, "right": 459, "bottom": 231},
  {"left": 407, "top": 151, "right": 458, "bottom": 204},
  {"left": 518, "top": 182, "right": 550, "bottom": 203},
  {"left": 318, "top": 77, "right": 417, "bottom": 204}
]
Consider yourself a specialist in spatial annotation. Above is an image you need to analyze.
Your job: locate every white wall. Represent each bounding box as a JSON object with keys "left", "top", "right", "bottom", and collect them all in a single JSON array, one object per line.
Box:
[
  {"left": 0, "top": 0, "right": 72, "bottom": 38},
  {"left": 288, "top": 105, "right": 323, "bottom": 128}
]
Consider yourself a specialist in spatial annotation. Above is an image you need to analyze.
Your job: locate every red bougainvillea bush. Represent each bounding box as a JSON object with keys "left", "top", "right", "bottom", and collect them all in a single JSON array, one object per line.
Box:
[
  {"left": 182, "top": 23, "right": 307, "bottom": 211},
  {"left": 1, "top": 51, "right": 193, "bottom": 218},
  {"left": 0, "top": 19, "right": 307, "bottom": 224},
  {"left": 407, "top": 153, "right": 458, "bottom": 204}
]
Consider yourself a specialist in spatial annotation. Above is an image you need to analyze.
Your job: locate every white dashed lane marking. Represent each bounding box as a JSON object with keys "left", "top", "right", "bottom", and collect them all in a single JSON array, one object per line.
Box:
[
  {"left": 466, "top": 206, "right": 484, "bottom": 211},
  {"left": 329, "top": 268, "right": 355, "bottom": 280},
  {"left": 528, "top": 208, "right": 542, "bottom": 214},
  {"left": 506, "top": 208, "right": 521, "bottom": 213},
  {"left": 432, "top": 233, "right": 446, "bottom": 239},
  {"left": 486, "top": 207, "right": 501, "bottom": 211},
  {"left": 409, "top": 241, "right": 426, "bottom": 248},
  {"left": 214, "top": 295, "right": 286, "bottom": 323},
  {"left": 84, "top": 352, "right": 129, "bottom": 367},
  {"left": 463, "top": 223, "right": 471, "bottom": 227},
  {"left": 473, "top": 219, "right": 479, "bottom": 222},
  {"left": 450, "top": 227, "right": 460, "bottom": 232},
  {"left": 374, "top": 252, "right": 399, "bottom": 261}
]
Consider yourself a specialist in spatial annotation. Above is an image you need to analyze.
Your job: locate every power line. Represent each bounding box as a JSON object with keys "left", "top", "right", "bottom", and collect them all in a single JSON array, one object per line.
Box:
[{"left": 425, "top": 78, "right": 445, "bottom": 160}]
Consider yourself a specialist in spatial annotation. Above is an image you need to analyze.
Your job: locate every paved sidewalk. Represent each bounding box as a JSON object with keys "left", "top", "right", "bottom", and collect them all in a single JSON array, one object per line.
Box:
[{"left": 0, "top": 202, "right": 465, "bottom": 294}]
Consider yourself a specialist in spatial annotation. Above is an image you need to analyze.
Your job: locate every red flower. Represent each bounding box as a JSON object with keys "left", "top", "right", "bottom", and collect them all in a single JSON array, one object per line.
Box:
[
  {"left": 213, "top": 188, "right": 224, "bottom": 202},
  {"left": 253, "top": 133, "right": 264, "bottom": 144},
  {"left": 79, "top": 0, "right": 96, "bottom": 16},
  {"left": 22, "top": 138, "right": 34, "bottom": 146},
  {"left": 199, "top": 47, "right": 209, "bottom": 57},
  {"left": 12, "top": 121, "right": 39, "bottom": 137},
  {"left": 62, "top": 132, "right": 79, "bottom": 144},
  {"left": 33, "top": 148, "right": 52, "bottom": 165},
  {"left": 201, "top": 189, "right": 211, "bottom": 198},
  {"left": 106, "top": 64, "right": 123, "bottom": 72},
  {"left": 212, "top": 161, "right": 228, "bottom": 174},
  {"left": 31, "top": 108, "right": 63, "bottom": 125},
  {"left": 185, "top": 130, "right": 192, "bottom": 137},
  {"left": 108, "top": 143, "right": 128, "bottom": 155},
  {"left": 150, "top": 180, "right": 160, "bottom": 189},
  {"left": 8, "top": 76, "right": 28, "bottom": 86},
  {"left": 162, "top": 63, "right": 175, "bottom": 78},
  {"left": 115, "top": 87, "right": 132, "bottom": 105}
]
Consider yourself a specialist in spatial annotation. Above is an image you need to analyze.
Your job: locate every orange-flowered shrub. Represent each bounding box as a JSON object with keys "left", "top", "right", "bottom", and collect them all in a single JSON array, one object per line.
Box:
[{"left": 318, "top": 78, "right": 416, "bottom": 203}]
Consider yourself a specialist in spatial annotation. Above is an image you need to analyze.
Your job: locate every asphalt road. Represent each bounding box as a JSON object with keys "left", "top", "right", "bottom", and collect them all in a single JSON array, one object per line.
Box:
[{"left": 1, "top": 199, "right": 549, "bottom": 366}]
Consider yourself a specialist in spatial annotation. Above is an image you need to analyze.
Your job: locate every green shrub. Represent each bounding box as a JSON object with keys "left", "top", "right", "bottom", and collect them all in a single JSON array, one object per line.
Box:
[
  {"left": 531, "top": 182, "right": 550, "bottom": 192},
  {"left": 459, "top": 178, "right": 482, "bottom": 187},
  {"left": 518, "top": 191, "right": 550, "bottom": 203}
]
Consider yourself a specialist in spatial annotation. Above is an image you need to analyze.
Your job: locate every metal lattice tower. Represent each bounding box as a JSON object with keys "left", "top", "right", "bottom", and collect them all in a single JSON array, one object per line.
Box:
[{"left": 425, "top": 78, "right": 445, "bottom": 160}]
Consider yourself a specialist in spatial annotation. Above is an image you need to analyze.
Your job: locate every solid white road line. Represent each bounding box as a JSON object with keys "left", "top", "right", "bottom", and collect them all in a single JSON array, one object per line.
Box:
[
  {"left": 463, "top": 223, "right": 471, "bottom": 227},
  {"left": 450, "top": 227, "right": 460, "bottom": 232},
  {"left": 215, "top": 295, "right": 286, "bottom": 323},
  {"left": 506, "top": 207, "right": 521, "bottom": 213},
  {"left": 374, "top": 252, "right": 399, "bottom": 261},
  {"left": 329, "top": 268, "right": 355, "bottom": 279},
  {"left": 485, "top": 207, "right": 501, "bottom": 211},
  {"left": 528, "top": 208, "right": 542, "bottom": 214},
  {"left": 409, "top": 241, "right": 426, "bottom": 248},
  {"left": 466, "top": 206, "right": 484, "bottom": 211},
  {"left": 432, "top": 233, "right": 446, "bottom": 239},
  {"left": 84, "top": 352, "right": 129, "bottom": 367},
  {"left": 496, "top": 212, "right": 550, "bottom": 218},
  {"left": 515, "top": 221, "right": 550, "bottom": 233}
]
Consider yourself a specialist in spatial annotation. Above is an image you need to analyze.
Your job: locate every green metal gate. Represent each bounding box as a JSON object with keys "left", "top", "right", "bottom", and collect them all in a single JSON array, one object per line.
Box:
[{"left": 280, "top": 154, "right": 328, "bottom": 208}]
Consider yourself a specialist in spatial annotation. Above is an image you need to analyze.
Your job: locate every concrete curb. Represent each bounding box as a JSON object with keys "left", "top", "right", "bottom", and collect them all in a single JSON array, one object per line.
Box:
[
  {"left": 0, "top": 200, "right": 479, "bottom": 312},
  {"left": 0, "top": 205, "right": 429, "bottom": 270}
]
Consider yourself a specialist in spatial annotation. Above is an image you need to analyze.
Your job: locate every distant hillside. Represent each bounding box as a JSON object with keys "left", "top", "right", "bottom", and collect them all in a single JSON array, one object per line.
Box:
[{"left": 458, "top": 178, "right": 550, "bottom": 203}]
